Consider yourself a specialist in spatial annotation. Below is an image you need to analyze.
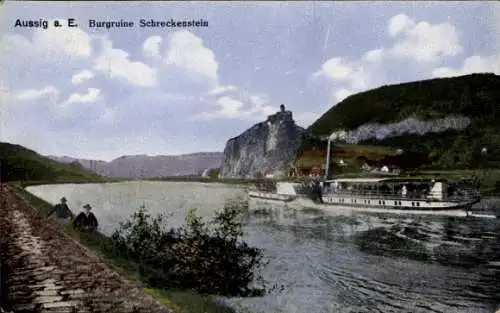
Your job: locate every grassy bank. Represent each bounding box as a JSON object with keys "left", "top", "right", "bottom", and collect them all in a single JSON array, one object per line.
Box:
[{"left": 8, "top": 183, "right": 240, "bottom": 313}]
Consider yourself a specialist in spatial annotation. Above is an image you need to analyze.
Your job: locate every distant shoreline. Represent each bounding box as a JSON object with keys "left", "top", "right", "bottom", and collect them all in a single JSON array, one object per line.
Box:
[{"left": 13, "top": 168, "right": 500, "bottom": 194}]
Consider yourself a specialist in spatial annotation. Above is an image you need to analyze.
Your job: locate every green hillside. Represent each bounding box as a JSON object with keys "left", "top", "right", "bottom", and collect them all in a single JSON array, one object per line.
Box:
[
  {"left": 0, "top": 142, "right": 103, "bottom": 183},
  {"left": 301, "top": 73, "right": 500, "bottom": 170}
]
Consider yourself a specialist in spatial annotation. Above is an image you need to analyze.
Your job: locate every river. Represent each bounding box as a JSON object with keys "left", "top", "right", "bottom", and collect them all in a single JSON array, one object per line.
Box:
[{"left": 27, "top": 181, "right": 500, "bottom": 313}]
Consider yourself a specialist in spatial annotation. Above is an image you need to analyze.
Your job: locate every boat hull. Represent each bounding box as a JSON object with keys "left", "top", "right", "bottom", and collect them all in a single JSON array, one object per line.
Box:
[{"left": 248, "top": 195, "right": 494, "bottom": 218}]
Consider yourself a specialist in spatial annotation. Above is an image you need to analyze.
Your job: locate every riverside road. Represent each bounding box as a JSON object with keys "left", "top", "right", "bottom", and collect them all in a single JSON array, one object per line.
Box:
[{"left": 0, "top": 184, "right": 172, "bottom": 313}]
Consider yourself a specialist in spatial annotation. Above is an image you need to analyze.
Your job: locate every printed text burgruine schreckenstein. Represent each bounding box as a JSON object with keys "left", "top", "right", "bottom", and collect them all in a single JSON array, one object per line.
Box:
[{"left": 88, "top": 19, "right": 209, "bottom": 29}]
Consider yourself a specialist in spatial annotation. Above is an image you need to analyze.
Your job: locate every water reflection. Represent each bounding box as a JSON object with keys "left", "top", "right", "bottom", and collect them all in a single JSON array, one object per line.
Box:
[{"left": 233, "top": 198, "right": 499, "bottom": 313}]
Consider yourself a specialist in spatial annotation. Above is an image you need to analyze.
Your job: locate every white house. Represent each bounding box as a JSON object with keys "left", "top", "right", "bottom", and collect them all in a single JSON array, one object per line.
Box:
[
  {"left": 379, "top": 165, "right": 401, "bottom": 175},
  {"left": 338, "top": 159, "right": 347, "bottom": 166}
]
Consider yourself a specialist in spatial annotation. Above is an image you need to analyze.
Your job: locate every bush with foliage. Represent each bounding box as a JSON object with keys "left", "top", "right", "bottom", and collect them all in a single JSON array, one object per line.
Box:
[{"left": 106, "top": 203, "right": 266, "bottom": 297}]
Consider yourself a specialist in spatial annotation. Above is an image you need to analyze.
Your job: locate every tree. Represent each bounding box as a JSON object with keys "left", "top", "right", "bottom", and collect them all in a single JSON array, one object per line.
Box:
[{"left": 107, "top": 204, "right": 267, "bottom": 297}]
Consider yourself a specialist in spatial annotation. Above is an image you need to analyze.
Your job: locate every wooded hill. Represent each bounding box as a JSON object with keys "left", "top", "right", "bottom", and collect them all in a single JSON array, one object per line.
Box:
[
  {"left": 297, "top": 73, "right": 500, "bottom": 171},
  {"left": 0, "top": 142, "right": 102, "bottom": 182}
]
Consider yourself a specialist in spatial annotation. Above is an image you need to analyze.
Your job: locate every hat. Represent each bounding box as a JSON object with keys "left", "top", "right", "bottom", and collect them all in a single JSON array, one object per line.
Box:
[
  {"left": 60, "top": 197, "right": 67, "bottom": 203},
  {"left": 83, "top": 204, "right": 92, "bottom": 210}
]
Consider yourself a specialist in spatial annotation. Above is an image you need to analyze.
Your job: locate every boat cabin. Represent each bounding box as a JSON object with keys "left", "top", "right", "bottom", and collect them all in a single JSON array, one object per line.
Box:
[{"left": 323, "top": 178, "right": 478, "bottom": 202}]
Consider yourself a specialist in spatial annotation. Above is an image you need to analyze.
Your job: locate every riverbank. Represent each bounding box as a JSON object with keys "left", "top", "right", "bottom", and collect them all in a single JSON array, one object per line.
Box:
[
  {"left": 4, "top": 183, "right": 239, "bottom": 313},
  {"left": 0, "top": 184, "right": 171, "bottom": 313},
  {"left": 17, "top": 167, "right": 499, "bottom": 192},
  {"left": 151, "top": 169, "right": 500, "bottom": 193},
  {"left": 13, "top": 177, "right": 126, "bottom": 188}
]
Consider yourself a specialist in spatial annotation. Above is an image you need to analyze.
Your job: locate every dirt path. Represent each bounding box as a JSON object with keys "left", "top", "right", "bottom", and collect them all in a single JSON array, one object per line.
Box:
[{"left": 0, "top": 184, "right": 172, "bottom": 313}]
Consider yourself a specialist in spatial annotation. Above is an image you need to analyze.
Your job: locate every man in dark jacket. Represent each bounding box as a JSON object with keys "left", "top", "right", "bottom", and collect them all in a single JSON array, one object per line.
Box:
[
  {"left": 47, "top": 197, "right": 74, "bottom": 224},
  {"left": 314, "top": 178, "right": 324, "bottom": 203},
  {"left": 73, "top": 204, "right": 98, "bottom": 232}
]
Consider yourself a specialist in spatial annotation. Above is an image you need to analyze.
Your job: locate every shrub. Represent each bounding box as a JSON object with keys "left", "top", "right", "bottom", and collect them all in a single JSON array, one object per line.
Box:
[{"left": 106, "top": 203, "right": 266, "bottom": 297}]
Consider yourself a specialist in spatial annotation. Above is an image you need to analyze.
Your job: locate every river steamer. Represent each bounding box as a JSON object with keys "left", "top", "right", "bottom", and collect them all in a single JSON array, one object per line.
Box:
[
  {"left": 249, "top": 177, "right": 481, "bottom": 212},
  {"left": 320, "top": 178, "right": 479, "bottom": 211},
  {"left": 248, "top": 129, "right": 481, "bottom": 212}
]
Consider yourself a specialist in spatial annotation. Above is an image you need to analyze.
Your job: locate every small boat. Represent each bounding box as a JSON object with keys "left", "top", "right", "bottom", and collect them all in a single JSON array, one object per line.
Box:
[
  {"left": 247, "top": 180, "right": 297, "bottom": 202},
  {"left": 248, "top": 190, "right": 296, "bottom": 202}
]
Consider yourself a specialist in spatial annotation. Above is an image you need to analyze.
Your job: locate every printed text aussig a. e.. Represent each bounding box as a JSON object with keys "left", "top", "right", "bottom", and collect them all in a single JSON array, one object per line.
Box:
[{"left": 14, "top": 18, "right": 79, "bottom": 29}]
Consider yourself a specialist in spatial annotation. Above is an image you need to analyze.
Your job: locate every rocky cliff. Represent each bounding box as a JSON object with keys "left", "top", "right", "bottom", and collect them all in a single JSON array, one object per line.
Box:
[
  {"left": 329, "top": 115, "right": 471, "bottom": 143},
  {"left": 219, "top": 105, "right": 304, "bottom": 178}
]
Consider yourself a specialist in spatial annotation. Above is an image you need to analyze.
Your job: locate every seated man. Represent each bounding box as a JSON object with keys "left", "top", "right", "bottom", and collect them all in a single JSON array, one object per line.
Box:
[
  {"left": 47, "top": 197, "right": 74, "bottom": 224},
  {"left": 73, "top": 204, "right": 99, "bottom": 232}
]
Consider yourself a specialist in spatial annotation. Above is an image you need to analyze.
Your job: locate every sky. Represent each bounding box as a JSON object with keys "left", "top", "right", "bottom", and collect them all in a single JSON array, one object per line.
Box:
[{"left": 1, "top": 1, "right": 499, "bottom": 161}]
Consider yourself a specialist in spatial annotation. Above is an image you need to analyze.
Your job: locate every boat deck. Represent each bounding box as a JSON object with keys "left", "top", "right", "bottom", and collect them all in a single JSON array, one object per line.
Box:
[{"left": 321, "top": 190, "right": 479, "bottom": 204}]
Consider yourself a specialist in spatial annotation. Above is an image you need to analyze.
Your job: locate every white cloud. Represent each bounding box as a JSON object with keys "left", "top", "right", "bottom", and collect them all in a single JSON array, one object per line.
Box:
[
  {"left": 32, "top": 18, "right": 93, "bottom": 58},
  {"left": 432, "top": 54, "right": 500, "bottom": 78},
  {"left": 388, "top": 14, "right": 462, "bottom": 63},
  {"left": 196, "top": 92, "right": 277, "bottom": 121},
  {"left": 137, "top": 30, "right": 271, "bottom": 121},
  {"left": 94, "top": 38, "right": 157, "bottom": 87},
  {"left": 312, "top": 13, "right": 468, "bottom": 107},
  {"left": 215, "top": 96, "right": 244, "bottom": 118},
  {"left": 142, "top": 36, "right": 163, "bottom": 58},
  {"left": 51, "top": 88, "right": 104, "bottom": 119},
  {"left": 71, "top": 70, "right": 94, "bottom": 85},
  {"left": 165, "top": 30, "right": 219, "bottom": 82},
  {"left": 246, "top": 94, "right": 276, "bottom": 117},
  {"left": 388, "top": 14, "right": 415, "bottom": 37},
  {"left": 313, "top": 56, "right": 373, "bottom": 103},
  {"left": 208, "top": 85, "right": 237, "bottom": 96},
  {"left": 15, "top": 86, "right": 60, "bottom": 101},
  {"left": 362, "top": 49, "right": 385, "bottom": 63},
  {"left": 313, "top": 58, "right": 354, "bottom": 80},
  {"left": 67, "top": 88, "right": 101, "bottom": 104},
  {"left": 1, "top": 16, "right": 286, "bottom": 158}
]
